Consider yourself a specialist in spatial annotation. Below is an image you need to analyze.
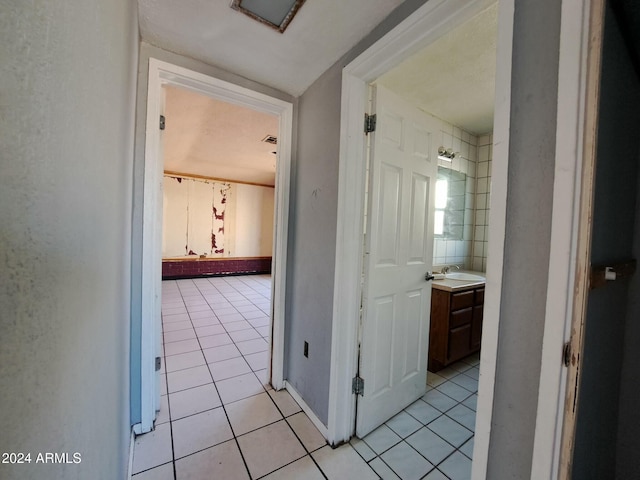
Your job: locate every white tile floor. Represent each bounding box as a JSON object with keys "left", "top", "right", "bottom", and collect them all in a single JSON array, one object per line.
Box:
[{"left": 131, "top": 275, "right": 479, "bottom": 480}]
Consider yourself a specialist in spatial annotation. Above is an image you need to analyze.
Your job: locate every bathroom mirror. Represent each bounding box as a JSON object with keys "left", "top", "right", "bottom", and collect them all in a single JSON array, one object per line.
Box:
[{"left": 434, "top": 166, "right": 466, "bottom": 240}]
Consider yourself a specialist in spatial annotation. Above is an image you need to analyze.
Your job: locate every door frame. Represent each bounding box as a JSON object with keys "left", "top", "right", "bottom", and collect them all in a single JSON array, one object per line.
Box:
[
  {"left": 533, "top": 0, "right": 605, "bottom": 477},
  {"left": 328, "top": 0, "right": 596, "bottom": 478},
  {"left": 328, "top": 0, "right": 503, "bottom": 452},
  {"left": 138, "top": 58, "right": 293, "bottom": 433}
]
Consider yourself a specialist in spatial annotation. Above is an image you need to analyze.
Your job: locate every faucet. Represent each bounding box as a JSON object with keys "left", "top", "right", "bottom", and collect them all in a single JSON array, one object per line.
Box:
[{"left": 441, "top": 265, "right": 460, "bottom": 274}]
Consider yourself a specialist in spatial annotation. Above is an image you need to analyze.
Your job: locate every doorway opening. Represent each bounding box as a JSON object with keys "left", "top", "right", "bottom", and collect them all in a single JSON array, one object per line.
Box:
[
  {"left": 159, "top": 83, "right": 279, "bottom": 430},
  {"left": 137, "top": 59, "right": 293, "bottom": 434},
  {"left": 347, "top": 2, "right": 498, "bottom": 469},
  {"left": 328, "top": 0, "right": 506, "bottom": 477},
  {"left": 330, "top": 0, "right": 603, "bottom": 477}
]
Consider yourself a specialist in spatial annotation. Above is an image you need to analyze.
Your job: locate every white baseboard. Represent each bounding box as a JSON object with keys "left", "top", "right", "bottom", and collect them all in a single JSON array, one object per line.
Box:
[
  {"left": 132, "top": 422, "right": 144, "bottom": 435},
  {"left": 284, "top": 381, "right": 329, "bottom": 439},
  {"left": 127, "top": 428, "right": 135, "bottom": 479}
]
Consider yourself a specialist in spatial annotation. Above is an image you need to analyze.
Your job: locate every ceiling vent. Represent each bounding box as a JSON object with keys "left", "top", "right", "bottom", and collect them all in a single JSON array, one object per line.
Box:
[
  {"left": 262, "top": 135, "right": 278, "bottom": 145},
  {"left": 230, "top": 0, "right": 306, "bottom": 33}
]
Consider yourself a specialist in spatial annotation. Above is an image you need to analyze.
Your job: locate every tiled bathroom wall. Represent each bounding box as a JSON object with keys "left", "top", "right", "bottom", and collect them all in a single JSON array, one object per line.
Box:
[
  {"left": 432, "top": 127, "right": 493, "bottom": 273},
  {"left": 362, "top": 110, "right": 494, "bottom": 273},
  {"left": 472, "top": 134, "right": 492, "bottom": 271},
  {"left": 433, "top": 124, "right": 477, "bottom": 269}
]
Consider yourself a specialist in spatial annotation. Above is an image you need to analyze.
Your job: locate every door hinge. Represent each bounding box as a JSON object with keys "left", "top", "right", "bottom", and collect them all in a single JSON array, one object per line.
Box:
[
  {"left": 155, "top": 356, "right": 162, "bottom": 371},
  {"left": 352, "top": 375, "right": 364, "bottom": 396},
  {"left": 563, "top": 342, "right": 572, "bottom": 367},
  {"left": 159, "top": 115, "right": 166, "bottom": 130},
  {"left": 364, "top": 113, "right": 376, "bottom": 134}
]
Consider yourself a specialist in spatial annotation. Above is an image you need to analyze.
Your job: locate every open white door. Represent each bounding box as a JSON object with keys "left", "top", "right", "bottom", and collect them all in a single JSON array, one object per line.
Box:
[{"left": 356, "top": 84, "right": 438, "bottom": 437}]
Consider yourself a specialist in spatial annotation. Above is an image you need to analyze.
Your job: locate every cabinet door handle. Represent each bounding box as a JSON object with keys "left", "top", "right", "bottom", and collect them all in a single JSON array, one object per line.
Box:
[{"left": 425, "top": 272, "right": 435, "bottom": 281}]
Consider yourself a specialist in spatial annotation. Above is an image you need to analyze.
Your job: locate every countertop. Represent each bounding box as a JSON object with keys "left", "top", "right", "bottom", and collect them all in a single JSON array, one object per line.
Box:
[{"left": 431, "top": 270, "right": 486, "bottom": 292}]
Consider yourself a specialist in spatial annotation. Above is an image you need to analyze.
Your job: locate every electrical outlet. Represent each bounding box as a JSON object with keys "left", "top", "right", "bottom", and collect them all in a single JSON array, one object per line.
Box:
[{"left": 304, "top": 341, "right": 309, "bottom": 358}]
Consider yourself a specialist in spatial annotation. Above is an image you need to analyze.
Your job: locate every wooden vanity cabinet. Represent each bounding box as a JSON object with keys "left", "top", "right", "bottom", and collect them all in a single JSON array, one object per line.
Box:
[{"left": 428, "top": 286, "right": 484, "bottom": 372}]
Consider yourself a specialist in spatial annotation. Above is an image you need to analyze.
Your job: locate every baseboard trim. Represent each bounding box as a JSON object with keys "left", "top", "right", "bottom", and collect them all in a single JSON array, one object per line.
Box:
[
  {"left": 284, "top": 381, "right": 329, "bottom": 439},
  {"left": 127, "top": 427, "right": 135, "bottom": 479}
]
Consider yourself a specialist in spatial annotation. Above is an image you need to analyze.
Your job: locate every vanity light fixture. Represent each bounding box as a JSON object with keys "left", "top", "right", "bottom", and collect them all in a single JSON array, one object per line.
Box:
[
  {"left": 230, "top": 0, "right": 307, "bottom": 33},
  {"left": 437, "top": 146, "right": 457, "bottom": 162}
]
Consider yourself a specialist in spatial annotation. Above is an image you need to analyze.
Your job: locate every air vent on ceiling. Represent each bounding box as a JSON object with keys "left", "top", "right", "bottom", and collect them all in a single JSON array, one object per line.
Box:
[
  {"left": 262, "top": 135, "right": 278, "bottom": 145},
  {"left": 230, "top": 0, "right": 307, "bottom": 33}
]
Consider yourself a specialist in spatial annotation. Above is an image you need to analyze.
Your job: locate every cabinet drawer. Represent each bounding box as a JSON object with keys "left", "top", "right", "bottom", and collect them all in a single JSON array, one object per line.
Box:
[
  {"left": 471, "top": 305, "right": 484, "bottom": 349},
  {"left": 448, "top": 324, "right": 472, "bottom": 362},
  {"left": 475, "top": 288, "right": 485, "bottom": 305},
  {"left": 450, "top": 307, "right": 473, "bottom": 328},
  {"left": 451, "top": 290, "right": 474, "bottom": 310}
]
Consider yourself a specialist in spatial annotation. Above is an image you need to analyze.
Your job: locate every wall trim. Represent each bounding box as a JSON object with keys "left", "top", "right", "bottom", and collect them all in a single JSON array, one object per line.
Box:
[
  {"left": 470, "top": 0, "right": 513, "bottom": 477},
  {"left": 139, "top": 58, "right": 293, "bottom": 432},
  {"left": 164, "top": 169, "right": 275, "bottom": 189},
  {"left": 127, "top": 428, "right": 135, "bottom": 480},
  {"left": 532, "top": 0, "right": 602, "bottom": 477},
  {"left": 162, "top": 257, "right": 272, "bottom": 279},
  {"left": 285, "top": 381, "right": 329, "bottom": 439}
]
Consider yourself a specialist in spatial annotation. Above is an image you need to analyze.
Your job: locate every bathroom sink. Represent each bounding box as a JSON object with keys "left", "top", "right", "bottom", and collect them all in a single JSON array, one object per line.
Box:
[{"left": 445, "top": 272, "right": 485, "bottom": 282}]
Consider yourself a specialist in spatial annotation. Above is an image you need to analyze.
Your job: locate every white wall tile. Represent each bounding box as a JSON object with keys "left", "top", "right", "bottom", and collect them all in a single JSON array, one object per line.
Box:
[
  {"left": 477, "top": 161, "right": 488, "bottom": 178},
  {"left": 461, "top": 141, "right": 469, "bottom": 159},
  {"left": 442, "top": 132, "right": 453, "bottom": 148},
  {"left": 476, "top": 194, "right": 487, "bottom": 210},
  {"left": 433, "top": 121, "right": 487, "bottom": 269},
  {"left": 477, "top": 178, "right": 488, "bottom": 194},
  {"left": 468, "top": 159, "right": 476, "bottom": 176},
  {"left": 473, "top": 241, "right": 484, "bottom": 257},
  {"left": 464, "top": 225, "right": 473, "bottom": 239},
  {"left": 473, "top": 257, "right": 484, "bottom": 271},
  {"left": 478, "top": 145, "right": 490, "bottom": 161},
  {"left": 460, "top": 158, "right": 469, "bottom": 175}
]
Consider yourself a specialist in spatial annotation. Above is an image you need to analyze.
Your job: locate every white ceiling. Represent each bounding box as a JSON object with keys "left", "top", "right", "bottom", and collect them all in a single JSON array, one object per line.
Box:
[
  {"left": 163, "top": 85, "right": 279, "bottom": 186},
  {"left": 153, "top": 1, "right": 499, "bottom": 179},
  {"left": 377, "top": 3, "right": 498, "bottom": 135},
  {"left": 138, "top": 0, "right": 404, "bottom": 97}
]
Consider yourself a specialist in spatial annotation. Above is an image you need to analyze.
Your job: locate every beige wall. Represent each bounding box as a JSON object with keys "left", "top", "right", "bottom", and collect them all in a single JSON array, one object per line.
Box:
[
  {"left": 162, "top": 175, "right": 274, "bottom": 258},
  {"left": 232, "top": 183, "right": 275, "bottom": 257}
]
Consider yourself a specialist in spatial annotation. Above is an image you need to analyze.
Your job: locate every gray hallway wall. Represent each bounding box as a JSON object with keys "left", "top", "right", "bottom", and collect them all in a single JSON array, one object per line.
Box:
[
  {"left": 0, "top": 0, "right": 139, "bottom": 478},
  {"left": 486, "top": 0, "right": 561, "bottom": 477},
  {"left": 287, "top": 0, "right": 432, "bottom": 427}
]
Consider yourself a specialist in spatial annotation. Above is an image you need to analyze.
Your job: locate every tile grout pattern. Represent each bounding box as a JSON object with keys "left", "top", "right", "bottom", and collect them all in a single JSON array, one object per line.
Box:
[
  {"left": 132, "top": 274, "right": 478, "bottom": 480},
  {"left": 352, "top": 355, "right": 479, "bottom": 480}
]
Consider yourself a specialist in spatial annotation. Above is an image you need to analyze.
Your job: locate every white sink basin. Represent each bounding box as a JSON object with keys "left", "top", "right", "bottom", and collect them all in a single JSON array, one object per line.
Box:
[{"left": 445, "top": 272, "right": 485, "bottom": 282}]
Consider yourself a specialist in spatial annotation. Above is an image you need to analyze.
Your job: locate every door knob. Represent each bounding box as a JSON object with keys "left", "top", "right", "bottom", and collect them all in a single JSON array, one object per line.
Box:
[{"left": 425, "top": 272, "right": 435, "bottom": 281}]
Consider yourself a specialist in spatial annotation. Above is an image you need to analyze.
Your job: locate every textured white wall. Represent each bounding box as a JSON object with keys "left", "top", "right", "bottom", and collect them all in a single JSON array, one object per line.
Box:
[
  {"left": 163, "top": 177, "right": 189, "bottom": 256},
  {"left": 233, "top": 183, "right": 275, "bottom": 257},
  {"left": 162, "top": 176, "right": 273, "bottom": 258},
  {"left": 0, "top": 1, "right": 138, "bottom": 478}
]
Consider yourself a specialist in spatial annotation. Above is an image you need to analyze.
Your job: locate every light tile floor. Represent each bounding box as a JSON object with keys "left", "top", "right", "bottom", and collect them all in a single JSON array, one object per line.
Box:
[{"left": 132, "top": 275, "right": 479, "bottom": 480}]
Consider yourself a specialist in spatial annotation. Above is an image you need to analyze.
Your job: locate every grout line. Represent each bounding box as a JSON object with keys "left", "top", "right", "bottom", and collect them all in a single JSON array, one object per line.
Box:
[
  {"left": 161, "top": 326, "right": 178, "bottom": 480},
  {"left": 190, "top": 276, "right": 273, "bottom": 479}
]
